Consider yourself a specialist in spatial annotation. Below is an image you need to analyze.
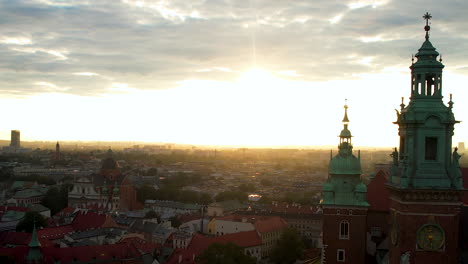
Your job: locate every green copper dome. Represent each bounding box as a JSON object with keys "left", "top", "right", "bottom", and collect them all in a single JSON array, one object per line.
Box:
[
  {"left": 329, "top": 152, "right": 362, "bottom": 175},
  {"left": 339, "top": 125, "right": 352, "bottom": 138}
]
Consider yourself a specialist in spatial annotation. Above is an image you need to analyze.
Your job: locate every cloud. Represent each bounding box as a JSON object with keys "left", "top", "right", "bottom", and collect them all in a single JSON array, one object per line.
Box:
[{"left": 0, "top": 0, "right": 467, "bottom": 97}]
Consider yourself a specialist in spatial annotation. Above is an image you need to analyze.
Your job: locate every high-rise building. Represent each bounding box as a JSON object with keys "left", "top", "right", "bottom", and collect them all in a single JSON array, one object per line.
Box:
[
  {"left": 458, "top": 142, "right": 465, "bottom": 152},
  {"left": 10, "top": 130, "right": 20, "bottom": 148},
  {"left": 387, "top": 13, "right": 463, "bottom": 264},
  {"left": 321, "top": 103, "right": 369, "bottom": 264}
]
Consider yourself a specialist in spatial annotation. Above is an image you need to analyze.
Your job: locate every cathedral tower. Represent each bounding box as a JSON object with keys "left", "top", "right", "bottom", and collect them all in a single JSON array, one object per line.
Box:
[
  {"left": 321, "top": 102, "right": 369, "bottom": 264},
  {"left": 387, "top": 13, "right": 464, "bottom": 264}
]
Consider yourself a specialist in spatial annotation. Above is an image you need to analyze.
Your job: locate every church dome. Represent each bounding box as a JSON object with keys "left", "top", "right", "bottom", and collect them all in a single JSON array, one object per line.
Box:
[{"left": 329, "top": 153, "right": 362, "bottom": 175}]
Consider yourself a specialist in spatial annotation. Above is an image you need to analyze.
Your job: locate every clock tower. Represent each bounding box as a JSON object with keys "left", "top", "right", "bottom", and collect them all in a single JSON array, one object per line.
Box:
[{"left": 387, "top": 13, "right": 464, "bottom": 264}]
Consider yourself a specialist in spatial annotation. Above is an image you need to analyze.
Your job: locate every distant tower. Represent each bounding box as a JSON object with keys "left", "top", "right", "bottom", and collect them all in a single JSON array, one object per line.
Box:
[
  {"left": 55, "top": 141, "right": 61, "bottom": 161},
  {"left": 10, "top": 130, "right": 20, "bottom": 148},
  {"left": 387, "top": 13, "right": 463, "bottom": 264},
  {"left": 321, "top": 102, "right": 369, "bottom": 264}
]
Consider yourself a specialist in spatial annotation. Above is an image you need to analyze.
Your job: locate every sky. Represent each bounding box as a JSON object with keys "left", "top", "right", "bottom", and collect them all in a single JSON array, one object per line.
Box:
[{"left": 0, "top": 0, "right": 468, "bottom": 148}]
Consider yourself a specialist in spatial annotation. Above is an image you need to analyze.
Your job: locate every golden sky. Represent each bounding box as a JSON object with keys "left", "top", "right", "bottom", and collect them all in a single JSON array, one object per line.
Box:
[{"left": 0, "top": 1, "right": 467, "bottom": 147}]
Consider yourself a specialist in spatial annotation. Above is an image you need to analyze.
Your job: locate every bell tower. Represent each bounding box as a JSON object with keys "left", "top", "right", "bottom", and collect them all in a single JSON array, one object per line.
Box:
[
  {"left": 387, "top": 13, "right": 464, "bottom": 264},
  {"left": 321, "top": 101, "right": 369, "bottom": 264}
]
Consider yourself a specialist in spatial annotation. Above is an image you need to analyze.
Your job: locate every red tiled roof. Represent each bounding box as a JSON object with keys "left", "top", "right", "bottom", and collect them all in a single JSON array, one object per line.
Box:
[
  {"left": 0, "top": 232, "right": 31, "bottom": 247},
  {"left": 254, "top": 216, "right": 288, "bottom": 233},
  {"left": 38, "top": 225, "right": 74, "bottom": 240},
  {"left": 0, "top": 246, "right": 29, "bottom": 263},
  {"left": 166, "top": 248, "right": 197, "bottom": 264},
  {"left": 41, "top": 243, "right": 142, "bottom": 263},
  {"left": 55, "top": 206, "right": 76, "bottom": 217},
  {"left": 367, "top": 170, "right": 390, "bottom": 212},
  {"left": 0, "top": 206, "right": 29, "bottom": 213},
  {"left": 120, "top": 236, "right": 161, "bottom": 254},
  {"left": 71, "top": 211, "right": 107, "bottom": 231},
  {"left": 0, "top": 232, "right": 54, "bottom": 247},
  {"left": 166, "top": 231, "right": 261, "bottom": 264},
  {"left": 213, "top": 230, "right": 261, "bottom": 248}
]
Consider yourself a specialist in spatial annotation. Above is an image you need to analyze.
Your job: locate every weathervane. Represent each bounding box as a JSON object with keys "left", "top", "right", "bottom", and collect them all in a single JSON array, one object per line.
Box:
[{"left": 423, "top": 12, "right": 432, "bottom": 40}]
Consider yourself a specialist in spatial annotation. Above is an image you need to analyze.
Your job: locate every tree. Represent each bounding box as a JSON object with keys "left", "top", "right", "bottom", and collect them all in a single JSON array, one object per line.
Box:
[
  {"left": 197, "top": 242, "right": 256, "bottom": 264},
  {"left": 16, "top": 211, "right": 47, "bottom": 233},
  {"left": 136, "top": 185, "right": 158, "bottom": 203},
  {"left": 41, "top": 185, "right": 68, "bottom": 215},
  {"left": 144, "top": 210, "right": 161, "bottom": 222},
  {"left": 270, "top": 228, "right": 304, "bottom": 264},
  {"left": 169, "top": 216, "right": 182, "bottom": 228}
]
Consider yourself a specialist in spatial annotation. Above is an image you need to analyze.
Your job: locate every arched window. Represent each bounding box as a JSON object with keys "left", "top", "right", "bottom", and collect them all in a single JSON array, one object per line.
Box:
[{"left": 339, "top": 221, "right": 349, "bottom": 239}]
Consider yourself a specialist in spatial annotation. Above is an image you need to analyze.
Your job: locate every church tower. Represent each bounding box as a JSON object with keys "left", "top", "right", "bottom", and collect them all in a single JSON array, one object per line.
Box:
[
  {"left": 387, "top": 13, "right": 464, "bottom": 264},
  {"left": 321, "top": 102, "right": 369, "bottom": 264}
]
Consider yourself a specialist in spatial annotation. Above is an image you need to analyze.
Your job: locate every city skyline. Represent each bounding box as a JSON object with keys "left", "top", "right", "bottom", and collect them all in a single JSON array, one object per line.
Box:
[{"left": 1, "top": 1, "right": 468, "bottom": 147}]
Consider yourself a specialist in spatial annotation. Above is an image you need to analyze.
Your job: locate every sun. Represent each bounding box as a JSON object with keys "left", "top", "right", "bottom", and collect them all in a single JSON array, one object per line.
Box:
[{"left": 237, "top": 68, "right": 278, "bottom": 89}]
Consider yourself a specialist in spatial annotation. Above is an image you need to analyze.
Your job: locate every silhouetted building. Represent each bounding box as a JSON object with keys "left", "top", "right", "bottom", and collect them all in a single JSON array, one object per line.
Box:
[{"left": 10, "top": 130, "right": 20, "bottom": 148}]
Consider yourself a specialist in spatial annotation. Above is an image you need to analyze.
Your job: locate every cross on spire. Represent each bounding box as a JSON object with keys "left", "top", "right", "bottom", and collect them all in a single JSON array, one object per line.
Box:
[{"left": 423, "top": 12, "right": 432, "bottom": 40}]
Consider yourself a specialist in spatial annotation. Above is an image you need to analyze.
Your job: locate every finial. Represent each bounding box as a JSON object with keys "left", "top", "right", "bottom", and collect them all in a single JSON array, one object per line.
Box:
[
  {"left": 400, "top": 97, "right": 405, "bottom": 110},
  {"left": 439, "top": 54, "right": 442, "bottom": 62},
  {"left": 411, "top": 54, "right": 414, "bottom": 64},
  {"left": 342, "top": 99, "right": 349, "bottom": 124},
  {"left": 423, "top": 12, "right": 432, "bottom": 40},
  {"left": 448, "top": 93, "right": 454, "bottom": 109}
]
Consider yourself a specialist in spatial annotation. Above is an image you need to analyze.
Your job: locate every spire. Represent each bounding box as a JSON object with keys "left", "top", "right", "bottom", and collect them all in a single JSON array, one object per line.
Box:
[
  {"left": 29, "top": 222, "right": 41, "bottom": 248},
  {"left": 27, "top": 221, "right": 42, "bottom": 263},
  {"left": 339, "top": 100, "right": 352, "bottom": 139},
  {"left": 342, "top": 99, "right": 349, "bottom": 124}
]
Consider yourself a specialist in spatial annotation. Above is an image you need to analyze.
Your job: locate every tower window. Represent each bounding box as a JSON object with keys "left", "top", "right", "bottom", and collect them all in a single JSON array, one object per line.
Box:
[
  {"left": 339, "top": 221, "right": 349, "bottom": 239},
  {"left": 337, "top": 249, "right": 346, "bottom": 262},
  {"left": 425, "top": 137, "right": 438, "bottom": 160}
]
